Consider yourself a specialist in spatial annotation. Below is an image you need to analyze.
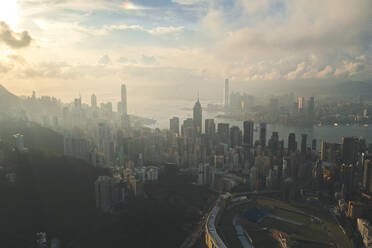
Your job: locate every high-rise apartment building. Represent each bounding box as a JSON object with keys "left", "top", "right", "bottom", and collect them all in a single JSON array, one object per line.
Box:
[
  {"left": 170, "top": 117, "right": 180, "bottom": 135},
  {"left": 91, "top": 94, "right": 97, "bottom": 109},
  {"left": 301, "top": 134, "right": 307, "bottom": 154},
  {"left": 121, "top": 84, "right": 127, "bottom": 115},
  {"left": 205, "top": 119, "right": 216, "bottom": 137},
  {"left": 259, "top": 123, "right": 267, "bottom": 147},
  {"left": 288, "top": 133, "right": 297, "bottom": 153},
  {"left": 298, "top": 96, "right": 304, "bottom": 112},
  {"left": 243, "top": 121, "right": 254, "bottom": 147},
  {"left": 217, "top": 123, "right": 229, "bottom": 144}
]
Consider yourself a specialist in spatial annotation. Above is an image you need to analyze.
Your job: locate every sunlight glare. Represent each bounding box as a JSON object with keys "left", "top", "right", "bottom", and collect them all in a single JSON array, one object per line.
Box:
[{"left": 0, "top": 0, "right": 19, "bottom": 29}]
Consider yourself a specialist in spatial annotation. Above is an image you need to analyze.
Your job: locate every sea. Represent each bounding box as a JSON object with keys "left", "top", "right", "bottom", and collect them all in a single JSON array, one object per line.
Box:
[{"left": 131, "top": 99, "right": 372, "bottom": 149}]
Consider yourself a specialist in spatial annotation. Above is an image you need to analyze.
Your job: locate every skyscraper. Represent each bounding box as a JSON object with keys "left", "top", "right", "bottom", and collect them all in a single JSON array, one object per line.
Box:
[
  {"left": 193, "top": 97, "right": 202, "bottom": 135},
  {"left": 243, "top": 121, "right": 254, "bottom": 147},
  {"left": 363, "top": 160, "right": 372, "bottom": 193},
  {"left": 170, "top": 117, "right": 180, "bottom": 135},
  {"left": 288, "top": 133, "right": 297, "bottom": 153},
  {"left": 91, "top": 94, "right": 97, "bottom": 109},
  {"left": 298, "top": 96, "right": 304, "bottom": 113},
  {"left": 205, "top": 119, "right": 215, "bottom": 137},
  {"left": 224, "top": 79, "right": 229, "bottom": 107},
  {"left": 342, "top": 137, "right": 359, "bottom": 165},
  {"left": 230, "top": 126, "right": 242, "bottom": 148},
  {"left": 217, "top": 123, "right": 229, "bottom": 144},
  {"left": 321, "top": 141, "right": 342, "bottom": 163},
  {"left": 121, "top": 84, "right": 127, "bottom": 115},
  {"left": 301, "top": 134, "right": 307, "bottom": 154},
  {"left": 259, "top": 123, "right": 267, "bottom": 147}
]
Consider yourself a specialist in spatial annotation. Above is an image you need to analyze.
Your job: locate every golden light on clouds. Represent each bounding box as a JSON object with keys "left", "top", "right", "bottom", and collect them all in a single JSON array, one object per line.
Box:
[
  {"left": 122, "top": 2, "right": 139, "bottom": 10},
  {"left": 0, "top": 0, "right": 19, "bottom": 29}
]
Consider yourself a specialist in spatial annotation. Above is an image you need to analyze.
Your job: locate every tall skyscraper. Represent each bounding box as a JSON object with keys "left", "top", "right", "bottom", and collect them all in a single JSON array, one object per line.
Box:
[
  {"left": 259, "top": 123, "right": 267, "bottom": 147},
  {"left": 288, "top": 133, "right": 297, "bottom": 153},
  {"left": 182, "top": 118, "right": 194, "bottom": 137},
  {"left": 230, "top": 126, "right": 242, "bottom": 148},
  {"left": 193, "top": 97, "right": 202, "bottom": 135},
  {"left": 91, "top": 94, "right": 97, "bottom": 109},
  {"left": 121, "top": 84, "right": 127, "bottom": 115},
  {"left": 170, "top": 117, "right": 180, "bottom": 135},
  {"left": 342, "top": 137, "right": 359, "bottom": 165},
  {"left": 205, "top": 119, "right": 215, "bottom": 137},
  {"left": 217, "top": 123, "right": 229, "bottom": 144},
  {"left": 298, "top": 96, "right": 305, "bottom": 113},
  {"left": 224, "top": 79, "right": 229, "bottom": 107},
  {"left": 301, "top": 134, "right": 307, "bottom": 154},
  {"left": 363, "top": 160, "right": 372, "bottom": 193},
  {"left": 321, "top": 141, "right": 342, "bottom": 163},
  {"left": 268, "top": 132, "right": 279, "bottom": 154},
  {"left": 243, "top": 121, "right": 254, "bottom": 147}
]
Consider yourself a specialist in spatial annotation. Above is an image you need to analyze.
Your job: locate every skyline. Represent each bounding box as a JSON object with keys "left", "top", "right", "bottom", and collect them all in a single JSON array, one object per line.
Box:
[{"left": 0, "top": 0, "right": 371, "bottom": 106}]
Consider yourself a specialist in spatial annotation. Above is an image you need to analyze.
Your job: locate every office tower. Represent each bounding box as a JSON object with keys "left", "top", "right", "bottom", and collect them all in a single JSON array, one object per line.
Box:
[
  {"left": 205, "top": 119, "right": 215, "bottom": 137},
  {"left": 301, "top": 134, "right": 307, "bottom": 154},
  {"left": 170, "top": 117, "right": 180, "bottom": 135},
  {"left": 182, "top": 118, "right": 194, "bottom": 137},
  {"left": 121, "top": 84, "right": 127, "bottom": 115},
  {"left": 268, "top": 132, "right": 279, "bottom": 154},
  {"left": 193, "top": 97, "right": 202, "bottom": 135},
  {"left": 312, "top": 139, "right": 317, "bottom": 151},
  {"left": 117, "top": 102, "right": 122, "bottom": 114},
  {"left": 91, "top": 94, "right": 97, "bottom": 109},
  {"left": 363, "top": 160, "right": 372, "bottom": 193},
  {"left": 288, "top": 133, "right": 297, "bottom": 153},
  {"left": 259, "top": 123, "right": 267, "bottom": 147},
  {"left": 243, "top": 121, "right": 254, "bottom": 147},
  {"left": 230, "top": 126, "right": 242, "bottom": 148},
  {"left": 298, "top": 96, "right": 304, "bottom": 112},
  {"left": 217, "top": 123, "right": 229, "bottom": 144},
  {"left": 224, "top": 79, "right": 229, "bottom": 107},
  {"left": 307, "top": 96, "right": 315, "bottom": 115},
  {"left": 342, "top": 137, "right": 359, "bottom": 165},
  {"left": 321, "top": 141, "right": 342, "bottom": 163}
]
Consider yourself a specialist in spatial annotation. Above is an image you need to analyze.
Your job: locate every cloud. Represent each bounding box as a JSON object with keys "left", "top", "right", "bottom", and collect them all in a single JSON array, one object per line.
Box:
[
  {"left": 0, "top": 21, "right": 32, "bottom": 49},
  {"left": 141, "top": 55, "right": 157, "bottom": 65},
  {"left": 172, "top": 0, "right": 204, "bottom": 5},
  {"left": 6, "top": 54, "right": 26, "bottom": 64},
  {"left": 118, "top": 57, "right": 137, "bottom": 64},
  {"left": 105, "top": 24, "right": 184, "bottom": 36},
  {"left": 0, "top": 62, "right": 12, "bottom": 73},
  {"left": 335, "top": 60, "right": 365, "bottom": 78},
  {"left": 98, "top": 55, "right": 112, "bottom": 65}
]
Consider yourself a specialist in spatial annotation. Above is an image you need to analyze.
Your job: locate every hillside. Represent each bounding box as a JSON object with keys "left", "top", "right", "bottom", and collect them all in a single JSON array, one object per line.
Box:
[{"left": 0, "top": 85, "right": 20, "bottom": 110}]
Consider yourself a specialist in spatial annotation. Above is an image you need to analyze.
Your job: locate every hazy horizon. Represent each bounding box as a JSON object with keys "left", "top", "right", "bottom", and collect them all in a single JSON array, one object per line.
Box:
[{"left": 0, "top": 0, "right": 371, "bottom": 106}]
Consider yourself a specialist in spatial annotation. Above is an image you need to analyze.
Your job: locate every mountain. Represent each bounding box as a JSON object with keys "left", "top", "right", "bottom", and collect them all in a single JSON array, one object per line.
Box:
[
  {"left": 325, "top": 81, "right": 372, "bottom": 97},
  {"left": 0, "top": 84, "right": 20, "bottom": 110}
]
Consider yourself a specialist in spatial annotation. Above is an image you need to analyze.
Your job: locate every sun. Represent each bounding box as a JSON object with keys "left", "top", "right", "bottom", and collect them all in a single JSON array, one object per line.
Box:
[
  {"left": 0, "top": 0, "right": 19, "bottom": 29},
  {"left": 122, "top": 2, "right": 138, "bottom": 10}
]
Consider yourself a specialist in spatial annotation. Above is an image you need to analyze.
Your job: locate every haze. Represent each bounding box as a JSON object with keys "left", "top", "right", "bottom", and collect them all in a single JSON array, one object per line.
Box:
[{"left": 0, "top": 0, "right": 371, "bottom": 112}]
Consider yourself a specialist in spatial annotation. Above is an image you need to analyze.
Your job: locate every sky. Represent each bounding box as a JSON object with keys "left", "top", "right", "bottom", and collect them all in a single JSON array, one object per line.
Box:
[{"left": 0, "top": 0, "right": 371, "bottom": 111}]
